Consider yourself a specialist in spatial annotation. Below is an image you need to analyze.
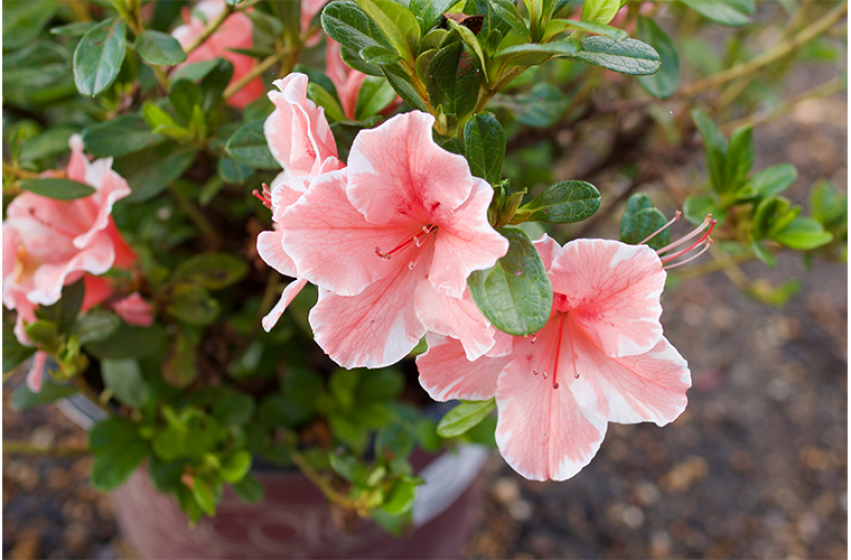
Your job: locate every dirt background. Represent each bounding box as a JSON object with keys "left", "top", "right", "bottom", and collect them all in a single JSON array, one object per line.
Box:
[{"left": 3, "top": 9, "right": 847, "bottom": 560}]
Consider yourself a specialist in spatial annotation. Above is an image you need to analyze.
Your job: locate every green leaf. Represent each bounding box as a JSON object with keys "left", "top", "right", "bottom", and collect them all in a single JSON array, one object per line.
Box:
[
  {"left": 355, "top": 76, "right": 398, "bottom": 120},
  {"left": 543, "top": 18, "right": 627, "bottom": 41},
  {"left": 636, "top": 16, "right": 679, "bottom": 99},
  {"left": 436, "top": 399, "right": 496, "bottom": 437},
  {"left": 112, "top": 143, "right": 199, "bottom": 203},
  {"left": 170, "top": 59, "right": 219, "bottom": 83},
  {"left": 358, "top": 0, "right": 421, "bottom": 62},
  {"left": 468, "top": 227, "right": 553, "bottom": 336},
  {"left": 85, "top": 323, "right": 170, "bottom": 360},
  {"left": 691, "top": 109, "right": 728, "bottom": 194},
  {"left": 381, "top": 479, "right": 417, "bottom": 515},
  {"left": 171, "top": 253, "right": 249, "bottom": 290},
  {"left": 465, "top": 112, "right": 506, "bottom": 185},
  {"left": 359, "top": 45, "right": 402, "bottom": 65},
  {"left": 134, "top": 30, "right": 187, "bottom": 65},
  {"left": 751, "top": 240, "right": 776, "bottom": 268},
  {"left": 192, "top": 478, "right": 217, "bottom": 516},
  {"left": 50, "top": 21, "right": 98, "bottom": 37},
  {"left": 102, "top": 358, "right": 150, "bottom": 408},
  {"left": 515, "top": 180, "right": 600, "bottom": 224},
  {"left": 225, "top": 120, "right": 280, "bottom": 169},
  {"left": 90, "top": 418, "right": 149, "bottom": 491},
  {"left": 410, "top": 0, "right": 457, "bottom": 32},
  {"left": 330, "top": 453, "right": 371, "bottom": 486},
  {"left": 748, "top": 163, "right": 797, "bottom": 199},
  {"left": 495, "top": 39, "right": 580, "bottom": 67},
  {"left": 220, "top": 450, "right": 252, "bottom": 483},
  {"left": 491, "top": 0, "right": 531, "bottom": 39},
  {"left": 4, "top": 0, "right": 59, "bottom": 50},
  {"left": 342, "top": 46, "right": 385, "bottom": 76},
  {"left": 620, "top": 207, "right": 669, "bottom": 251},
  {"left": 377, "top": 423, "right": 414, "bottom": 460},
  {"left": 307, "top": 82, "right": 345, "bottom": 122},
  {"left": 167, "top": 284, "right": 220, "bottom": 326},
  {"left": 162, "top": 332, "right": 198, "bottom": 388},
  {"left": 356, "top": 368, "right": 404, "bottom": 402},
  {"left": 73, "top": 18, "right": 127, "bottom": 96},
  {"left": 142, "top": 101, "right": 179, "bottom": 131},
  {"left": 71, "top": 309, "right": 121, "bottom": 345},
  {"left": 426, "top": 41, "right": 483, "bottom": 119},
  {"left": 11, "top": 380, "right": 79, "bottom": 411},
  {"left": 809, "top": 179, "right": 847, "bottom": 229},
  {"left": 18, "top": 178, "right": 95, "bottom": 200},
  {"left": 680, "top": 0, "right": 754, "bottom": 27},
  {"left": 722, "top": 124, "right": 754, "bottom": 194},
  {"left": 753, "top": 196, "right": 797, "bottom": 241},
  {"left": 580, "top": 0, "right": 621, "bottom": 24},
  {"left": 381, "top": 63, "right": 430, "bottom": 112},
  {"left": 683, "top": 194, "right": 721, "bottom": 226},
  {"left": 2, "top": 42, "right": 74, "bottom": 109},
  {"left": 213, "top": 392, "right": 256, "bottom": 427},
  {"left": 231, "top": 474, "right": 264, "bottom": 503},
  {"left": 492, "top": 82, "right": 567, "bottom": 128},
  {"left": 321, "top": 1, "right": 393, "bottom": 56},
  {"left": 19, "top": 128, "right": 77, "bottom": 162},
  {"left": 566, "top": 36, "right": 660, "bottom": 75},
  {"left": 770, "top": 217, "right": 834, "bottom": 251},
  {"left": 217, "top": 157, "right": 256, "bottom": 184},
  {"left": 82, "top": 114, "right": 167, "bottom": 158},
  {"left": 35, "top": 279, "right": 86, "bottom": 335},
  {"left": 3, "top": 325, "right": 37, "bottom": 373}
]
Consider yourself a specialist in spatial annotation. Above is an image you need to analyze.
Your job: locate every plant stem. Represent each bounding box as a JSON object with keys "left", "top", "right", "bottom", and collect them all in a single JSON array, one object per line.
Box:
[
  {"left": 71, "top": 376, "right": 113, "bottom": 417},
  {"left": 721, "top": 78, "right": 846, "bottom": 135},
  {"left": 289, "top": 448, "right": 359, "bottom": 511},
  {"left": 183, "top": 4, "right": 235, "bottom": 56},
  {"left": 3, "top": 440, "right": 90, "bottom": 458},
  {"left": 2, "top": 162, "right": 42, "bottom": 180},
  {"left": 223, "top": 54, "right": 281, "bottom": 100}
]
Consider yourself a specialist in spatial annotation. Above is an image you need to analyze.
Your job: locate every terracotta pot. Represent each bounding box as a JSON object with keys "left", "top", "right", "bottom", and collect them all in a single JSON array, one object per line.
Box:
[{"left": 59, "top": 394, "right": 489, "bottom": 559}]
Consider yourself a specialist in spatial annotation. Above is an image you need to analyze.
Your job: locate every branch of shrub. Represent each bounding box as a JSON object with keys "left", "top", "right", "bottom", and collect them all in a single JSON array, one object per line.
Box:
[
  {"left": 183, "top": 4, "right": 235, "bottom": 56},
  {"left": 223, "top": 53, "right": 282, "bottom": 100},
  {"left": 3, "top": 440, "right": 90, "bottom": 458},
  {"left": 289, "top": 447, "right": 360, "bottom": 512}
]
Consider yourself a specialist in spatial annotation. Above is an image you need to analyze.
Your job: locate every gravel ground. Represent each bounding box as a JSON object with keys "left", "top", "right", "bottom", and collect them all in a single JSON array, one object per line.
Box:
[{"left": 3, "top": 32, "right": 847, "bottom": 560}]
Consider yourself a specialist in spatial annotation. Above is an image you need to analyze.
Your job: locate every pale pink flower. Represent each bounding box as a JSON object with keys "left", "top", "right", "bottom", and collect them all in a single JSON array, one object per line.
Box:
[
  {"left": 417, "top": 236, "right": 691, "bottom": 481},
  {"left": 302, "top": 0, "right": 328, "bottom": 46},
  {"left": 113, "top": 292, "right": 155, "bottom": 327},
  {"left": 3, "top": 135, "right": 134, "bottom": 313},
  {"left": 172, "top": 0, "right": 265, "bottom": 110},
  {"left": 279, "top": 111, "right": 509, "bottom": 368},
  {"left": 325, "top": 39, "right": 368, "bottom": 120},
  {"left": 256, "top": 73, "right": 344, "bottom": 331}
]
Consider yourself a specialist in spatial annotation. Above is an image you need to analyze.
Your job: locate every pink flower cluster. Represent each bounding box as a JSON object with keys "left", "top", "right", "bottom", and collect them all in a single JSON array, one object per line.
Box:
[
  {"left": 3, "top": 136, "right": 154, "bottom": 391},
  {"left": 255, "top": 73, "right": 692, "bottom": 481}
]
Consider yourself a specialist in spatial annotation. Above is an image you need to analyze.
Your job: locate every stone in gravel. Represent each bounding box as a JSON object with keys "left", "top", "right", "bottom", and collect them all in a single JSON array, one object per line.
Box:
[
  {"left": 28, "top": 426, "right": 56, "bottom": 448},
  {"left": 508, "top": 499, "right": 533, "bottom": 522},
  {"left": 663, "top": 456, "right": 709, "bottom": 492},
  {"left": 492, "top": 477, "right": 521, "bottom": 505},
  {"left": 9, "top": 527, "right": 41, "bottom": 560},
  {"left": 5, "top": 461, "right": 40, "bottom": 491},
  {"left": 633, "top": 481, "right": 661, "bottom": 506},
  {"left": 47, "top": 469, "right": 70, "bottom": 490},
  {"left": 649, "top": 530, "right": 672, "bottom": 559}
]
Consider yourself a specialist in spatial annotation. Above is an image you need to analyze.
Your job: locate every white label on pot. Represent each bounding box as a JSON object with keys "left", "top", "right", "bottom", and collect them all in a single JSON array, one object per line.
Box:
[{"left": 412, "top": 445, "right": 489, "bottom": 528}]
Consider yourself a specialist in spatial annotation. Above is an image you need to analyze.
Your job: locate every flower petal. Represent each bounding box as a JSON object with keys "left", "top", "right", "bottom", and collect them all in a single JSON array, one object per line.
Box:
[
  {"left": 550, "top": 239, "right": 665, "bottom": 357},
  {"left": 346, "top": 111, "right": 474, "bottom": 226},
  {"left": 26, "top": 351, "right": 47, "bottom": 393},
  {"left": 429, "top": 178, "right": 508, "bottom": 298},
  {"left": 262, "top": 278, "right": 308, "bottom": 332},
  {"left": 416, "top": 333, "right": 506, "bottom": 402},
  {"left": 414, "top": 282, "right": 495, "bottom": 361},
  {"left": 308, "top": 256, "right": 429, "bottom": 368},
  {"left": 495, "top": 357, "right": 608, "bottom": 481},
  {"left": 281, "top": 170, "right": 418, "bottom": 296}
]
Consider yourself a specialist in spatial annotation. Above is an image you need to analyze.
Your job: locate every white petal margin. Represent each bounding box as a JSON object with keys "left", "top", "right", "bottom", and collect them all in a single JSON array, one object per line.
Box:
[
  {"left": 416, "top": 334, "right": 506, "bottom": 402},
  {"left": 261, "top": 278, "right": 308, "bottom": 332},
  {"left": 414, "top": 282, "right": 496, "bottom": 361}
]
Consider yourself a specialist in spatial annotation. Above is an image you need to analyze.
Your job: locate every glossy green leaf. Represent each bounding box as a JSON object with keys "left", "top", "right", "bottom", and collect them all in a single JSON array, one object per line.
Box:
[
  {"left": 82, "top": 114, "right": 167, "bottom": 157},
  {"left": 359, "top": 45, "right": 402, "bottom": 65},
  {"left": 355, "top": 76, "right": 398, "bottom": 120},
  {"left": 567, "top": 36, "right": 660, "bottom": 75},
  {"left": 342, "top": 46, "right": 385, "bottom": 75},
  {"left": 167, "top": 284, "right": 220, "bottom": 326},
  {"left": 491, "top": 0, "right": 531, "bottom": 39},
  {"left": 134, "top": 30, "right": 187, "bottom": 65},
  {"left": 492, "top": 82, "right": 567, "bottom": 128},
  {"left": 213, "top": 392, "right": 256, "bottom": 427},
  {"left": 382, "top": 62, "right": 430, "bottom": 112},
  {"left": 225, "top": 120, "right": 279, "bottom": 169},
  {"left": 809, "top": 179, "right": 847, "bottom": 229},
  {"left": 753, "top": 196, "right": 796, "bottom": 240},
  {"left": 102, "top": 358, "right": 150, "bottom": 408},
  {"left": 142, "top": 102, "right": 179, "bottom": 131},
  {"left": 217, "top": 157, "right": 256, "bottom": 184},
  {"left": 436, "top": 399, "right": 496, "bottom": 437},
  {"left": 3, "top": 325, "right": 37, "bottom": 373},
  {"left": 73, "top": 18, "right": 127, "bottom": 96},
  {"left": 19, "top": 128, "right": 76, "bottom": 162},
  {"left": 85, "top": 323, "right": 170, "bottom": 361},
  {"left": 683, "top": 194, "right": 722, "bottom": 226},
  {"left": 544, "top": 18, "right": 627, "bottom": 41},
  {"left": 322, "top": 1, "right": 393, "bottom": 56},
  {"left": 358, "top": 0, "right": 421, "bottom": 62},
  {"left": 464, "top": 112, "right": 506, "bottom": 185},
  {"left": 307, "top": 82, "right": 345, "bottom": 122},
  {"left": 580, "top": 0, "right": 620, "bottom": 24},
  {"left": 5, "top": 0, "right": 59, "bottom": 50},
  {"left": 377, "top": 424, "right": 414, "bottom": 460},
  {"left": 495, "top": 39, "right": 580, "bottom": 67},
  {"left": 748, "top": 163, "right": 798, "bottom": 199},
  {"left": 468, "top": 227, "right": 553, "bottom": 336},
  {"left": 2, "top": 42, "right": 74, "bottom": 109},
  {"left": 90, "top": 419, "right": 149, "bottom": 491},
  {"left": 162, "top": 332, "right": 198, "bottom": 388},
  {"left": 220, "top": 450, "right": 252, "bottom": 483},
  {"left": 50, "top": 21, "right": 97, "bottom": 37},
  {"left": 751, "top": 240, "right": 776, "bottom": 268},
  {"left": 691, "top": 109, "right": 728, "bottom": 194},
  {"left": 18, "top": 178, "right": 95, "bottom": 200},
  {"left": 24, "top": 321, "right": 58, "bottom": 351},
  {"left": 71, "top": 309, "right": 121, "bottom": 346},
  {"left": 620, "top": 207, "right": 669, "bottom": 251},
  {"left": 192, "top": 478, "right": 217, "bottom": 515},
  {"left": 680, "top": 0, "right": 754, "bottom": 27},
  {"left": 381, "top": 479, "right": 417, "bottom": 515},
  {"left": 770, "top": 217, "right": 834, "bottom": 251},
  {"left": 330, "top": 453, "right": 372, "bottom": 486},
  {"left": 636, "top": 16, "right": 679, "bottom": 99},
  {"left": 356, "top": 368, "right": 404, "bottom": 402},
  {"left": 723, "top": 124, "right": 754, "bottom": 194},
  {"left": 426, "top": 42, "right": 483, "bottom": 119},
  {"left": 34, "top": 279, "right": 85, "bottom": 335},
  {"left": 11, "top": 380, "right": 78, "bottom": 411},
  {"left": 514, "top": 180, "right": 600, "bottom": 224},
  {"left": 113, "top": 143, "right": 199, "bottom": 203},
  {"left": 170, "top": 59, "right": 219, "bottom": 82},
  {"left": 410, "top": 0, "right": 457, "bottom": 32},
  {"left": 232, "top": 475, "right": 264, "bottom": 503}
]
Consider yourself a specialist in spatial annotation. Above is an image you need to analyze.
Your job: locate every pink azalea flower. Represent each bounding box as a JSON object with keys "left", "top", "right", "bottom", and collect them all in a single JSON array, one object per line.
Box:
[
  {"left": 279, "top": 111, "right": 509, "bottom": 368},
  {"left": 324, "top": 39, "right": 400, "bottom": 120},
  {"left": 417, "top": 236, "right": 692, "bottom": 481},
  {"left": 302, "top": 0, "right": 328, "bottom": 46},
  {"left": 172, "top": 0, "right": 265, "bottom": 110},
  {"left": 256, "top": 73, "right": 343, "bottom": 331},
  {"left": 3, "top": 134, "right": 135, "bottom": 312},
  {"left": 113, "top": 292, "right": 155, "bottom": 327}
]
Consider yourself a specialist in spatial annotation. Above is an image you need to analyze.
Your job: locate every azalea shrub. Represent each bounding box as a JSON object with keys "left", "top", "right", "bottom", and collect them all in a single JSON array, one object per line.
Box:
[{"left": 3, "top": 0, "right": 846, "bottom": 531}]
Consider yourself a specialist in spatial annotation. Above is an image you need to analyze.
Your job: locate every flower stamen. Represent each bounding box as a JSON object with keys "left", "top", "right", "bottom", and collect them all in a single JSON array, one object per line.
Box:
[
  {"left": 640, "top": 210, "right": 681, "bottom": 245},
  {"left": 252, "top": 183, "right": 273, "bottom": 209}
]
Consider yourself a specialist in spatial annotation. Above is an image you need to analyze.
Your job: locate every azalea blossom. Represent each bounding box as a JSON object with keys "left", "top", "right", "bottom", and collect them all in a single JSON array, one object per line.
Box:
[
  {"left": 279, "top": 111, "right": 509, "bottom": 368},
  {"left": 417, "top": 236, "right": 692, "bottom": 481},
  {"left": 302, "top": 0, "right": 328, "bottom": 46},
  {"left": 325, "top": 39, "right": 400, "bottom": 120},
  {"left": 172, "top": 0, "right": 265, "bottom": 110},
  {"left": 256, "top": 73, "right": 343, "bottom": 331},
  {"left": 113, "top": 292, "right": 155, "bottom": 327}
]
